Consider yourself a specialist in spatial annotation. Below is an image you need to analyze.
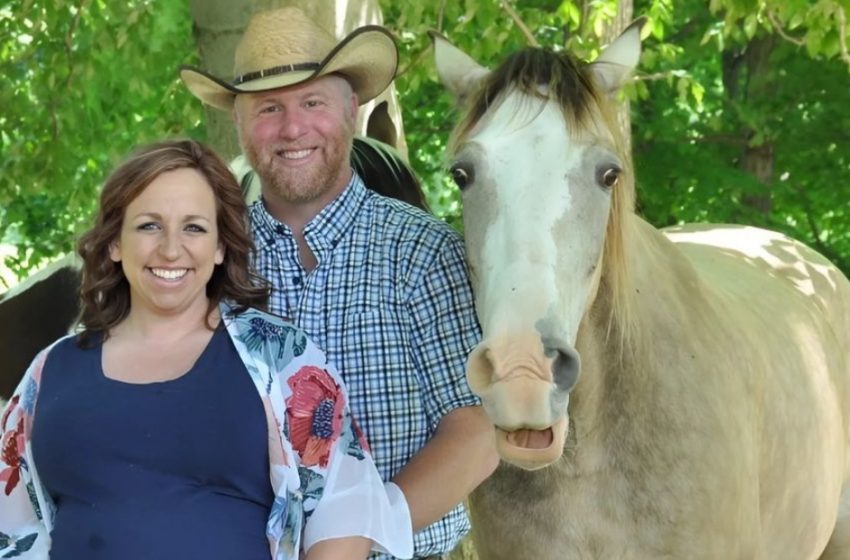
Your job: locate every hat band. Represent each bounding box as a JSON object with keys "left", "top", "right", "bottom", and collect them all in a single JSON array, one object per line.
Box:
[{"left": 232, "top": 62, "right": 322, "bottom": 86}]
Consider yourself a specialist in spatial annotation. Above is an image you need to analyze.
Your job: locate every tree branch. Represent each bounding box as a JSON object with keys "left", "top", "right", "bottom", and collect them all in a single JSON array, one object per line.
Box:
[
  {"left": 63, "top": 0, "right": 90, "bottom": 91},
  {"left": 437, "top": 0, "right": 447, "bottom": 33},
  {"left": 634, "top": 70, "right": 688, "bottom": 82},
  {"left": 796, "top": 184, "right": 848, "bottom": 271},
  {"left": 396, "top": 42, "right": 431, "bottom": 78},
  {"left": 500, "top": 0, "right": 539, "bottom": 47},
  {"left": 766, "top": 11, "right": 805, "bottom": 47},
  {"left": 837, "top": 5, "right": 850, "bottom": 68}
]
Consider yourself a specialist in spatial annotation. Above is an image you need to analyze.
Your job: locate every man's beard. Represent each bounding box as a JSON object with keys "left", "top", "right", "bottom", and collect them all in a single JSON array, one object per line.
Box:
[{"left": 243, "top": 133, "right": 353, "bottom": 205}]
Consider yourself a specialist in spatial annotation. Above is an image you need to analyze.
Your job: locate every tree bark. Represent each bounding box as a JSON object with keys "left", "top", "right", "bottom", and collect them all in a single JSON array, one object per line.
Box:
[
  {"left": 187, "top": 0, "right": 406, "bottom": 159},
  {"left": 725, "top": 34, "right": 777, "bottom": 215}
]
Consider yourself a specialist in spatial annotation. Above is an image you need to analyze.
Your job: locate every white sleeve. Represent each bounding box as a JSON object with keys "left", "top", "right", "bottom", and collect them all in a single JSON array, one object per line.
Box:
[
  {"left": 301, "top": 439, "right": 413, "bottom": 558},
  {"left": 0, "top": 369, "right": 51, "bottom": 559}
]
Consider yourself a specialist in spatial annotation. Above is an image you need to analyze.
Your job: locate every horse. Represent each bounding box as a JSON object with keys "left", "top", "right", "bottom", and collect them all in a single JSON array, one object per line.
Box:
[
  {"left": 0, "top": 136, "right": 427, "bottom": 400},
  {"left": 433, "top": 19, "right": 850, "bottom": 560}
]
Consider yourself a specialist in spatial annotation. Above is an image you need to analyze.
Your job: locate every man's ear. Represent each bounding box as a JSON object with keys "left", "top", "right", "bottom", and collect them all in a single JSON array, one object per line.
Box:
[{"left": 349, "top": 91, "right": 359, "bottom": 120}]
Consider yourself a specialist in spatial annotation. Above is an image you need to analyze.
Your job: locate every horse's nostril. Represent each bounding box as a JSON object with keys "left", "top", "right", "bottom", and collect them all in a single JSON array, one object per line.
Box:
[
  {"left": 550, "top": 345, "right": 580, "bottom": 392},
  {"left": 466, "top": 345, "right": 494, "bottom": 395}
]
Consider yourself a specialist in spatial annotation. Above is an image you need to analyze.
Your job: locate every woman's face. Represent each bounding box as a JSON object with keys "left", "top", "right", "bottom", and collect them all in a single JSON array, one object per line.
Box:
[{"left": 109, "top": 167, "right": 224, "bottom": 319}]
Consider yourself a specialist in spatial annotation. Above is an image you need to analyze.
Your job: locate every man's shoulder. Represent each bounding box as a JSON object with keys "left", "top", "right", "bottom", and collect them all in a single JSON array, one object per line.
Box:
[{"left": 363, "top": 193, "right": 462, "bottom": 242}]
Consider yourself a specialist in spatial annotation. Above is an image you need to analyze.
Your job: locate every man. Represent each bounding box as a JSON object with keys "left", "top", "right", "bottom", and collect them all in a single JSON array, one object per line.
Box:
[{"left": 180, "top": 7, "right": 498, "bottom": 560}]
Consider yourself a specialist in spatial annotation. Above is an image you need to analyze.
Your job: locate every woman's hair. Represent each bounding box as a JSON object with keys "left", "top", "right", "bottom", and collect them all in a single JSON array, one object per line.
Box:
[{"left": 76, "top": 139, "right": 270, "bottom": 345}]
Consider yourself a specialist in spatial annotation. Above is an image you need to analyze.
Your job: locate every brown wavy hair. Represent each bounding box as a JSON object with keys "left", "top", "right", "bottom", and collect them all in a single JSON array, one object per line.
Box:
[{"left": 76, "top": 139, "right": 269, "bottom": 346}]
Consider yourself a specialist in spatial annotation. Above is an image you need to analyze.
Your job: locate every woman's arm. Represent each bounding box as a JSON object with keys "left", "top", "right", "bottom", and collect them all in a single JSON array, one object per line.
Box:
[
  {"left": 0, "top": 349, "right": 53, "bottom": 559},
  {"left": 305, "top": 536, "right": 372, "bottom": 560}
]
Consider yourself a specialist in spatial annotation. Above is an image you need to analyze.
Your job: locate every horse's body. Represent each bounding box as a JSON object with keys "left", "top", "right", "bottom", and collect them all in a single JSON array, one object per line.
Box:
[{"left": 434, "top": 21, "right": 850, "bottom": 559}]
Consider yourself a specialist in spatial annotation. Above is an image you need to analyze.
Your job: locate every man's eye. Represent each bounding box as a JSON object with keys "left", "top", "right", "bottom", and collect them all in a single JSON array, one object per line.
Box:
[
  {"left": 305, "top": 99, "right": 323, "bottom": 108},
  {"left": 259, "top": 105, "right": 280, "bottom": 114}
]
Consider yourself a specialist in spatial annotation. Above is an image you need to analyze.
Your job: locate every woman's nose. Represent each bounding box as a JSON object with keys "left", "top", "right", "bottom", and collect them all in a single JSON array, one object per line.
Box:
[{"left": 158, "top": 233, "right": 181, "bottom": 259}]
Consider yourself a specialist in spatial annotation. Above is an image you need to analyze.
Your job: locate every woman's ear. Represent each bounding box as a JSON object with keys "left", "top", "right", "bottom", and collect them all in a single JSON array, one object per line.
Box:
[
  {"left": 109, "top": 241, "right": 121, "bottom": 262},
  {"left": 215, "top": 243, "right": 225, "bottom": 265}
]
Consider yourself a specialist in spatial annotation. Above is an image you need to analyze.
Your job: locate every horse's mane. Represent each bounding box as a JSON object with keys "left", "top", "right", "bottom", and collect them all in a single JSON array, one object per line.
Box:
[
  {"left": 351, "top": 136, "right": 429, "bottom": 211},
  {"left": 449, "top": 47, "right": 638, "bottom": 354}
]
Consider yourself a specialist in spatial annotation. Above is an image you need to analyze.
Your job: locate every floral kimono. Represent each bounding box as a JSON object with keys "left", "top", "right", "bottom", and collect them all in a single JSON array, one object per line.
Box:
[{"left": 0, "top": 302, "right": 413, "bottom": 559}]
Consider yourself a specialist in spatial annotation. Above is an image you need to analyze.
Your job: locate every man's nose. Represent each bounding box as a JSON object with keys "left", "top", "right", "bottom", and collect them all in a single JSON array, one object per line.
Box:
[{"left": 279, "top": 109, "right": 307, "bottom": 139}]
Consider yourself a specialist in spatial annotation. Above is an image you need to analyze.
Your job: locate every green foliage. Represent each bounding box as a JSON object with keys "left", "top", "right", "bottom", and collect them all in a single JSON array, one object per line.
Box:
[
  {"left": 2, "top": 0, "right": 848, "bottom": 285},
  {"left": 0, "top": 0, "right": 203, "bottom": 285},
  {"left": 381, "top": 0, "right": 850, "bottom": 275},
  {"left": 633, "top": 0, "right": 850, "bottom": 272}
]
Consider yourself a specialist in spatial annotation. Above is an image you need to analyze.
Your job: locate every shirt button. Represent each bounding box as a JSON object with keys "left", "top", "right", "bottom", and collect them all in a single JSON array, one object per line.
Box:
[
  {"left": 292, "top": 276, "right": 302, "bottom": 285},
  {"left": 275, "top": 225, "right": 286, "bottom": 235}
]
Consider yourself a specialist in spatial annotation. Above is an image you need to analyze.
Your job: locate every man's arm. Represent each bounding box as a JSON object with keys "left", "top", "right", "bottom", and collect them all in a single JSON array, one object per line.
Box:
[
  {"left": 306, "top": 537, "right": 372, "bottom": 560},
  {"left": 391, "top": 404, "right": 499, "bottom": 531}
]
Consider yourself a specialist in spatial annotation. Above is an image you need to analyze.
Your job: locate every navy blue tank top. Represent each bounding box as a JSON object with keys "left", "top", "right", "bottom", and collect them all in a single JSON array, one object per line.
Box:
[{"left": 31, "top": 327, "right": 273, "bottom": 559}]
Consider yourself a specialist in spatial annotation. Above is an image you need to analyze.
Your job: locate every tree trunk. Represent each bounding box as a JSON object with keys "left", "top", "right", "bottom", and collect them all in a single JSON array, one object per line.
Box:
[
  {"left": 724, "top": 34, "right": 776, "bottom": 215},
  {"left": 187, "top": 0, "right": 407, "bottom": 159}
]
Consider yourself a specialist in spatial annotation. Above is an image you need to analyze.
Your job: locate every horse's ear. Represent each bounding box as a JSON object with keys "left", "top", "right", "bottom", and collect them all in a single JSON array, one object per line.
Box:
[
  {"left": 230, "top": 154, "right": 261, "bottom": 205},
  {"left": 430, "top": 31, "right": 489, "bottom": 106},
  {"left": 588, "top": 16, "right": 647, "bottom": 94}
]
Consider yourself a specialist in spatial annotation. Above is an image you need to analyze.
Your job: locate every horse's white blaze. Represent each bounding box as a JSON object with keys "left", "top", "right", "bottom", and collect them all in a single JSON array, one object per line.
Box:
[
  {"left": 464, "top": 94, "right": 611, "bottom": 347},
  {"left": 459, "top": 91, "right": 617, "bottom": 466}
]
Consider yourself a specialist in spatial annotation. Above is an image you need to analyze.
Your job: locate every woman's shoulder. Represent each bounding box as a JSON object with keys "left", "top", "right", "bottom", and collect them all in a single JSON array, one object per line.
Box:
[
  {"left": 220, "top": 302, "right": 299, "bottom": 332},
  {"left": 220, "top": 302, "right": 314, "bottom": 363},
  {"left": 35, "top": 333, "right": 81, "bottom": 365}
]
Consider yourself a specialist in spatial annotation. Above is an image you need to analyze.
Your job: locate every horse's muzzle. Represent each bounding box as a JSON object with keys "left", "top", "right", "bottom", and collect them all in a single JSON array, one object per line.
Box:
[{"left": 467, "top": 331, "right": 576, "bottom": 469}]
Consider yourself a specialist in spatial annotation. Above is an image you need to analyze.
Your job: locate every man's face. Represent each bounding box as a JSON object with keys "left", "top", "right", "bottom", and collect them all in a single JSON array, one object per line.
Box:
[{"left": 234, "top": 75, "right": 358, "bottom": 212}]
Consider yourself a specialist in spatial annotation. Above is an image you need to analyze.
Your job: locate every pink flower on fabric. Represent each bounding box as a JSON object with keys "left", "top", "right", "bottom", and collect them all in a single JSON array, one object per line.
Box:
[
  {"left": 286, "top": 366, "right": 345, "bottom": 468},
  {"left": 1, "top": 396, "right": 25, "bottom": 496}
]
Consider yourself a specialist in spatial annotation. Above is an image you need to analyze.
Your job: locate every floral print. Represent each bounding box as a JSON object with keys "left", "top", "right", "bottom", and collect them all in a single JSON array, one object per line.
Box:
[
  {"left": 0, "top": 531, "right": 38, "bottom": 558},
  {"left": 0, "top": 303, "right": 412, "bottom": 559},
  {"left": 0, "top": 396, "right": 24, "bottom": 497},
  {"left": 286, "top": 366, "right": 345, "bottom": 468},
  {"left": 243, "top": 317, "right": 307, "bottom": 362}
]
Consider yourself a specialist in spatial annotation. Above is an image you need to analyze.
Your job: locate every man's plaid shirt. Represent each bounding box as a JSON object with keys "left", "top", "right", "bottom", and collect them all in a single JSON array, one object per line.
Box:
[{"left": 250, "top": 173, "right": 482, "bottom": 558}]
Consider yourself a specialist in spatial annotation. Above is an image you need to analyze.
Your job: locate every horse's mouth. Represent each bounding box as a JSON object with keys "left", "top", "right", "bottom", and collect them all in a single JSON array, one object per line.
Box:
[
  {"left": 501, "top": 427, "right": 554, "bottom": 449},
  {"left": 494, "top": 417, "right": 567, "bottom": 470}
]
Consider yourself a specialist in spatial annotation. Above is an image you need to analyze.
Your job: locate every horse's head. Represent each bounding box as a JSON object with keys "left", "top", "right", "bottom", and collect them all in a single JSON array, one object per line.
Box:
[{"left": 434, "top": 21, "right": 644, "bottom": 470}]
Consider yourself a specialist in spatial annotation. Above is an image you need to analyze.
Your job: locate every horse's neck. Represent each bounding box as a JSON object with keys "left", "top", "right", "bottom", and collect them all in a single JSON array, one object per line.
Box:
[{"left": 568, "top": 216, "right": 699, "bottom": 466}]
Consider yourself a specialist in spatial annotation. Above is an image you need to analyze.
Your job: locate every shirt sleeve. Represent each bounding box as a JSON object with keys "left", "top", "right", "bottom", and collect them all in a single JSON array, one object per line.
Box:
[
  {"left": 289, "top": 341, "right": 413, "bottom": 559},
  {"left": 0, "top": 353, "right": 52, "bottom": 559},
  {"left": 407, "top": 232, "right": 483, "bottom": 429}
]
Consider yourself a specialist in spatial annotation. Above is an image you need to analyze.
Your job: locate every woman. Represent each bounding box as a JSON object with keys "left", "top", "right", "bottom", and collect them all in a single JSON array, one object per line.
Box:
[{"left": 0, "top": 139, "right": 412, "bottom": 560}]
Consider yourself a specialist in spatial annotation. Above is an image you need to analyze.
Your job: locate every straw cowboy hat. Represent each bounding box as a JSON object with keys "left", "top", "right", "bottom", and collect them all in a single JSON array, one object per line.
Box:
[{"left": 179, "top": 7, "right": 398, "bottom": 111}]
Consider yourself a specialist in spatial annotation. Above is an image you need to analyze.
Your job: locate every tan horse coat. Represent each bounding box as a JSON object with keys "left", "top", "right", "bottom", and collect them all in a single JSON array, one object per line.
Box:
[
  {"left": 434, "top": 21, "right": 850, "bottom": 560},
  {"left": 469, "top": 218, "right": 850, "bottom": 559}
]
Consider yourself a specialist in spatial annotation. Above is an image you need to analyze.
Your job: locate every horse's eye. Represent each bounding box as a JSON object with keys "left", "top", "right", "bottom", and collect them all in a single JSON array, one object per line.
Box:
[
  {"left": 450, "top": 162, "right": 474, "bottom": 190},
  {"left": 597, "top": 166, "right": 621, "bottom": 189}
]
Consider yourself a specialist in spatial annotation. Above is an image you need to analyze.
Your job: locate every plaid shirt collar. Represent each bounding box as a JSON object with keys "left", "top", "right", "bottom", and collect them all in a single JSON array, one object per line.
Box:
[{"left": 251, "top": 171, "right": 368, "bottom": 262}]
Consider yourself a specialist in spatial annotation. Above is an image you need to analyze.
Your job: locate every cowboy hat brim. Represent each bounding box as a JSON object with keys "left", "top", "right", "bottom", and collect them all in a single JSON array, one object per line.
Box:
[{"left": 180, "top": 26, "right": 398, "bottom": 111}]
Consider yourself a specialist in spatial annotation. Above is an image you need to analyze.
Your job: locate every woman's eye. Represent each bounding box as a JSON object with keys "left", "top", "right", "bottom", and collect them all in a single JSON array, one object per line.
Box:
[
  {"left": 137, "top": 222, "right": 159, "bottom": 231},
  {"left": 185, "top": 224, "right": 207, "bottom": 233}
]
